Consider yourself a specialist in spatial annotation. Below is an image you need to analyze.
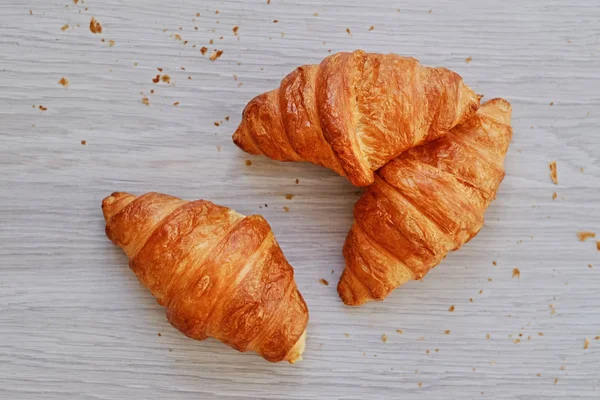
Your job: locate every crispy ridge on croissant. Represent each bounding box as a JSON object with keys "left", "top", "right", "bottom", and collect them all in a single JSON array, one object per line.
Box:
[
  {"left": 102, "top": 192, "right": 308, "bottom": 363},
  {"left": 233, "top": 50, "right": 481, "bottom": 186},
  {"left": 338, "top": 98, "right": 513, "bottom": 305}
]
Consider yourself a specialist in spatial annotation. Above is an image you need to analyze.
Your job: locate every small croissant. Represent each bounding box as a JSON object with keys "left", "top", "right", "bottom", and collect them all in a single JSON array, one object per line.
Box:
[
  {"left": 233, "top": 50, "right": 480, "bottom": 186},
  {"left": 102, "top": 192, "right": 308, "bottom": 363},
  {"left": 339, "top": 99, "right": 513, "bottom": 305}
]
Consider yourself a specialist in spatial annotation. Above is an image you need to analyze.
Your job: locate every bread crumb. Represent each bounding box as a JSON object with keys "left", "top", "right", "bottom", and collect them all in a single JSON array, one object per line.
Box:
[
  {"left": 30, "top": 9, "right": 33, "bottom": 15},
  {"left": 319, "top": 278, "right": 329, "bottom": 286},
  {"left": 39, "top": 105, "right": 47, "bottom": 111},
  {"left": 580, "top": 167, "right": 584, "bottom": 173},
  {"left": 283, "top": 206, "right": 290, "bottom": 212},
  {"left": 479, "top": 290, "right": 483, "bottom": 294},
  {"left": 381, "top": 334, "right": 387, "bottom": 343},
  {"left": 560, "top": 365, "right": 565, "bottom": 370},
  {"left": 428, "top": 9, "right": 432, "bottom": 14},
  {"left": 396, "top": 329, "right": 403, "bottom": 334},
  {"left": 295, "top": 179, "right": 299, "bottom": 184},
  {"left": 285, "top": 194, "right": 294, "bottom": 200},
  {"left": 512, "top": 268, "right": 521, "bottom": 278},
  {"left": 73, "top": 0, "right": 79, "bottom": 4},
  {"left": 173, "top": 102, "right": 180, "bottom": 106},
  {"left": 589, "top": 264, "right": 593, "bottom": 269},
  {"left": 369, "top": 25, "right": 374, "bottom": 31},
  {"left": 273, "top": 19, "right": 278, "bottom": 23},
  {"left": 536, "top": 373, "right": 541, "bottom": 377},
  {"left": 595, "top": 336, "right": 600, "bottom": 340},
  {"left": 200, "top": 46, "right": 208, "bottom": 55},
  {"left": 597, "top": 241, "right": 600, "bottom": 251},
  {"left": 61, "top": 24, "right": 69, "bottom": 31},
  {"left": 513, "top": 338, "right": 520, "bottom": 344},
  {"left": 215, "top": 10, "right": 219, "bottom": 14},
  {"left": 448, "top": 305, "right": 455, "bottom": 312},
  {"left": 577, "top": 231, "right": 596, "bottom": 241},
  {"left": 418, "top": 336, "right": 425, "bottom": 341},
  {"left": 233, "top": 26, "right": 239, "bottom": 35},
  {"left": 158, "top": 332, "right": 162, "bottom": 337},
  {"left": 554, "top": 378, "right": 558, "bottom": 384},
  {"left": 58, "top": 77, "right": 69, "bottom": 87},
  {"left": 89, "top": 17, "right": 102, "bottom": 34},
  {"left": 584, "top": 338, "right": 589, "bottom": 349},
  {"left": 267, "top": 0, "right": 271, "bottom": 3},
  {"left": 549, "top": 304, "right": 556, "bottom": 316},
  {"left": 469, "top": 298, "right": 473, "bottom": 303},
  {"left": 210, "top": 39, "right": 214, "bottom": 44},
  {"left": 346, "top": 28, "right": 351, "bottom": 35},
  {"left": 216, "top": 146, "right": 221, "bottom": 153},
  {"left": 465, "top": 57, "right": 472, "bottom": 63},
  {"left": 444, "top": 330, "right": 450, "bottom": 335},
  {"left": 209, "top": 50, "right": 223, "bottom": 61},
  {"left": 108, "top": 39, "right": 115, "bottom": 47},
  {"left": 150, "top": 89, "right": 154, "bottom": 95},
  {"left": 214, "top": 121, "right": 220, "bottom": 127},
  {"left": 486, "top": 333, "right": 490, "bottom": 339},
  {"left": 549, "top": 101, "right": 554, "bottom": 106},
  {"left": 313, "top": 12, "right": 319, "bottom": 16},
  {"left": 549, "top": 161, "right": 558, "bottom": 184},
  {"left": 552, "top": 192, "right": 557, "bottom": 200},
  {"left": 161, "top": 75, "right": 171, "bottom": 83},
  {"left": 81, "top": 140, "right": 86, "bottom": 145},
  {"left": 418, "top": 382, "right": 422, "bottom": 388},
  {"left": 538, "top": 332, "right": 544, "bottom": 336},
  {"left": 344, "top": 333, "right": 349, "bottom": 337},
  {"left": 152, "top": 74, "right": 161, "bottom": 84},
  {"left": 142, "top": 97, "right": 149, "bottom": 106},
  {"left": 174, "top": 34, "right": 182, "bottom": 41},
  {"left": 488, "top": 277, "right": 493, "bottom": 282}
]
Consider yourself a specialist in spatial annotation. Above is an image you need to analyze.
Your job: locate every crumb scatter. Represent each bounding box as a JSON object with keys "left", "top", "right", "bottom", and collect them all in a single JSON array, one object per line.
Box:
[
  {"left": 577, "top": 231, "right": 596, "bottom": 241},
  {"left": 549, "top": 161, "right": 558, "bottom": 184},
  {"left": 209, "top": 50, "right": 224, "bottom": 61},
  {"left": 89, "top": 17, "right": 102, "bottom": 34}
]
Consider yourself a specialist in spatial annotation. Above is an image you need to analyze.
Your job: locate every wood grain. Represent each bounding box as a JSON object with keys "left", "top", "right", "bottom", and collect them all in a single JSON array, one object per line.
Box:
[{"left": 1, "top": 0, "right": 599, "bottom": 399}]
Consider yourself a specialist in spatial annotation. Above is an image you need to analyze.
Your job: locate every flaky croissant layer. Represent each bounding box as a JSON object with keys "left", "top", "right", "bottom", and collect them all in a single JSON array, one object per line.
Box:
[
  {"left": 339, "top": 98, "right": 513, "bottom": 305},
  {"left": 234, "top": 50, "right": 480, "bottom": 186},
  {"left": 102, "top": 192, "right": 308, "bottom": 363}
]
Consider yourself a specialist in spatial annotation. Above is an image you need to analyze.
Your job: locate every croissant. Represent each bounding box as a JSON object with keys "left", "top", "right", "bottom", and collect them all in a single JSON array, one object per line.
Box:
[
  {"left": 233, "top": 50, "right": 481, "bottom": 186},
  {"left": 102, "top": 192, "right": 308, "bottom": 363},
  {"left": 338, "top": 98, "right": 513, "bottom": 305}
]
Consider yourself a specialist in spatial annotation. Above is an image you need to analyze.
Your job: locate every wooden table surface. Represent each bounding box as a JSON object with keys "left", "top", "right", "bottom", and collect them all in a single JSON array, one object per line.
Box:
[{"left": 1, "top": 0, "right": 599, "bottom": 399}]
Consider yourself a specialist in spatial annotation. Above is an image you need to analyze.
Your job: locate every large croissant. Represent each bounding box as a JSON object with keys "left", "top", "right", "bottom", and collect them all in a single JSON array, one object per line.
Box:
[
  {"left": 102, "top": 192, "right": 308, "bottom": 363},
  {"left": 338, "top": 99, "right": 513, "bottom": 305},
  {"left": 233, "top": 50, "right": 481, "bottom": 186}
]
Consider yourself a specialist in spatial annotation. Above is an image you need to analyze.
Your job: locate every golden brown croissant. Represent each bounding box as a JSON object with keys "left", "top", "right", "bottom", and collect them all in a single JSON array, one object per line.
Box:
[
  {"left": 102, "top": 192, "right": 308, "bottom": 363},
  {"left": 338, "top": 98, "right": 513, "bottom": 305},
  {"left": 233, "top": 50, "right": 481, "bottom": 186}
]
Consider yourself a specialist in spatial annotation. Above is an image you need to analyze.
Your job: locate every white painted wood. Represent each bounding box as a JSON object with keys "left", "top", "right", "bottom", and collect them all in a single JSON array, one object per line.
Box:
[{"left": 1, "top": 0, "right": 599, "bottom": 398}]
